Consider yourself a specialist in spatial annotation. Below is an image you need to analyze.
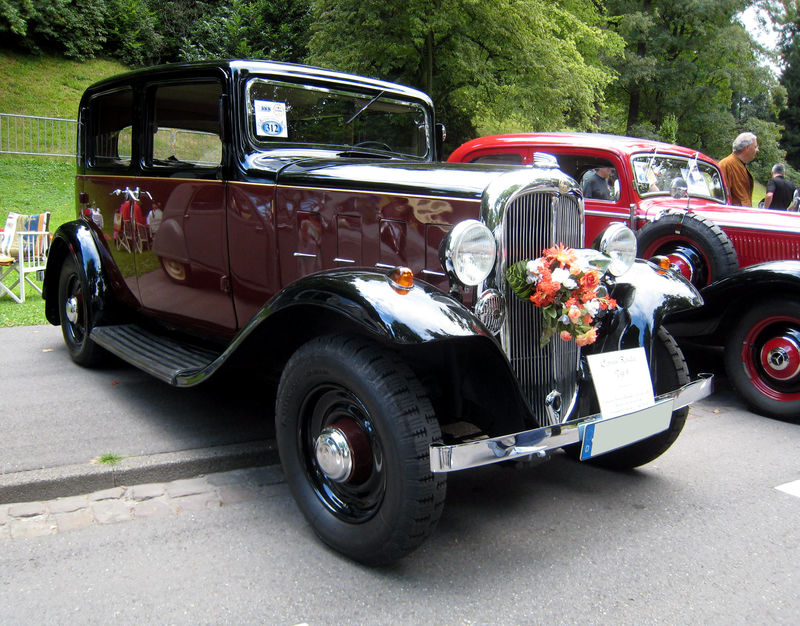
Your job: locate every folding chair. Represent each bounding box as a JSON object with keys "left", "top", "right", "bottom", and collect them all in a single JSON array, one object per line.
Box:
[{"left": 0, "top": 211, "right": 51, "bottom": 303}]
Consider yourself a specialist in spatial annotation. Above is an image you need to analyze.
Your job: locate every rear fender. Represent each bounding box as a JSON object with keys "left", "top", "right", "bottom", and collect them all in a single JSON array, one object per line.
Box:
[{"left": 43, "top": 220, "right": 124, "bottom": 326}]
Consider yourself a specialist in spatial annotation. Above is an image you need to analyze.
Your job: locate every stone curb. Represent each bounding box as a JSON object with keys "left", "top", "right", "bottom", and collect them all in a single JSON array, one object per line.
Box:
[
  {"left": 0, "top": 440, "right": 279, "bottom": 505},
  {"left": 0, "top": 466, "right": 287, "bottom": 542}
]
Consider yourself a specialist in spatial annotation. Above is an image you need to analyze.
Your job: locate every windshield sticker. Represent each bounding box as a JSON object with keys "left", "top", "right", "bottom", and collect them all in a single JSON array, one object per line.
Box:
[
  {"left": 254, "top": 100, "right": 288, "bottom": 138},
  {"left": 681, "top": 166, "right": 710, "bottom": 196},
  {"left": 684, "top": 160, "right": 710, "bottom": 195}
]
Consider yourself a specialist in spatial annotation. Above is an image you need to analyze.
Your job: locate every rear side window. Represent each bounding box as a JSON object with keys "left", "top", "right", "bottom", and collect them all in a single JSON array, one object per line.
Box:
[
  {"left": 87, "top": 88, "right": 133, "bottom": 168},
  {"left": 147, "top": 82, "right": 223, "bottom": 169},
  {"left": 471, "top": 153, "right": 523, "bottom": 165}
]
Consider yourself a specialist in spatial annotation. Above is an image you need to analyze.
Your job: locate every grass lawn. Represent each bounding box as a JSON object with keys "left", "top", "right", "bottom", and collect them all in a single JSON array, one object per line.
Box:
[
  {"left": 0, "top": 50, "right": 125, "bottom": 118},
  {"left": 1, "top": 155, "right": 75, "bottom": 326},
  {"left": 0, "top": 50, "right": 126, "bottom": 326}
]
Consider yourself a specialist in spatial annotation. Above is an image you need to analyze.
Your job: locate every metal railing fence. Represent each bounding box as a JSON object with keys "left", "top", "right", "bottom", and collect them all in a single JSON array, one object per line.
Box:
[{"left": 0, "top": 113, "right": 77, "bottom": 157}]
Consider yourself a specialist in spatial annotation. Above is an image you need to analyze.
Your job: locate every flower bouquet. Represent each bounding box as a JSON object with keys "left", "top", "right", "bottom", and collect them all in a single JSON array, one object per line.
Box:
[{"left": 505, "top": 244, "right": 617, "bottom": 347}]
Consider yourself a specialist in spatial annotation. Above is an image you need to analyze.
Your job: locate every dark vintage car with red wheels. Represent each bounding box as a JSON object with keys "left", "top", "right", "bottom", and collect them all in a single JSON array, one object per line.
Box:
[
  {"left": 449, "top": 133, "right": 800, "bottom": 420},
  {"left": 43, "top": 62, "right": 712, "bottom": 564}
]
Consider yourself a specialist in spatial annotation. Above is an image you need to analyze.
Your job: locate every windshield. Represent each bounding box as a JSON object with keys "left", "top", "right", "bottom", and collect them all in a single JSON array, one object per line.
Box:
[
  {"left": 245, "top": 78, "right": 431, "bottom": 159},
  {"left": 631, "top": 153, "right": 726, "bottom": 202}
]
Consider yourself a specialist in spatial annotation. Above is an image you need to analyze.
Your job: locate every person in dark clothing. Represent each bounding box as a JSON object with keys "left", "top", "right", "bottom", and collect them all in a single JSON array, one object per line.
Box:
[
  {"left": 764, "top": 163, "right": 797, "bottom": 210},
  {"left": 582, "top": 166, "right": 612, "bottom": 200}
]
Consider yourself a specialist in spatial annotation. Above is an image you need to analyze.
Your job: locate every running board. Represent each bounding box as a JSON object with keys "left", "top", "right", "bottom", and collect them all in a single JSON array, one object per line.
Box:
[{"left": 90, "top": 324, "right": 223, "bottom": 386}]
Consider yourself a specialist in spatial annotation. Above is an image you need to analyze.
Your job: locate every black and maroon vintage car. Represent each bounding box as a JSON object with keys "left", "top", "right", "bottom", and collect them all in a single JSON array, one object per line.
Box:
[{"left": 44, "top": 61, "right": 712, "bottom": 564}]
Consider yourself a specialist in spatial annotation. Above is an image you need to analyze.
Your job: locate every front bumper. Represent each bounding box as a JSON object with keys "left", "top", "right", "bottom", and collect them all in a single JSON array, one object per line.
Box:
[{"left": 429, "top": 374, "right": 713, "bottom": 473}]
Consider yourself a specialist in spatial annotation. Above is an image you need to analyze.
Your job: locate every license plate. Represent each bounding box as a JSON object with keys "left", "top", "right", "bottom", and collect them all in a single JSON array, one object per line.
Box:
[{"left": 579, "top": 399, "right": 673, "bottom": 460}]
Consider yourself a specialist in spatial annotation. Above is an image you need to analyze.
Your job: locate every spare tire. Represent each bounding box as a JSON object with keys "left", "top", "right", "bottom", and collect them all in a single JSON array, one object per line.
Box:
[{"left": 636, "top": 212, "right": 738, "bottom": 287}]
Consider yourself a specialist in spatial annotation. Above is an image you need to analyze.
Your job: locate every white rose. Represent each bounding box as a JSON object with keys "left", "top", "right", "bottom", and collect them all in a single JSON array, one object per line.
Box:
[
  {"left": 584, "top": 299, "right": 600, "bottom": 316},
  {"left": 551, "top": 267, "right": 570, "bottom": 284}
]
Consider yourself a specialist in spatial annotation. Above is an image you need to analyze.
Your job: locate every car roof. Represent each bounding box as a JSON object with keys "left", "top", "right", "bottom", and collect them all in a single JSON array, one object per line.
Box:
[
  {"left": 451, "top": 132, "right": 714, "bottom": 162},
  {"left": 82, "top": 59, "right": 433, "bottom": 107}
]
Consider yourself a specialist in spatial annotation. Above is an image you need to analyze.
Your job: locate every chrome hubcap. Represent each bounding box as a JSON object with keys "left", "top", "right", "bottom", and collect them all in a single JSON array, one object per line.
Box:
[
  {"left": 65, "top": 295, "right": 79, "bottom": 325},
  {"left": 760, "top": 336, "right": 800, "bottom": 382},
  {"left": 314, "top": 427, "right": 353, "bottom": 482},
  {"left": 667, "top": 251, "right": 694, "bottom": 282}
]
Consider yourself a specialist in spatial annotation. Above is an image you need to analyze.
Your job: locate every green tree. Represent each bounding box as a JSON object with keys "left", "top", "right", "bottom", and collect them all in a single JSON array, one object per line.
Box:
[
  {"left": 177, "top": 0, "right": 310, "bottom": 63},
  {"left": 306, "top": 0, "right": 622, "bottom": 151},
  {"left": 105, "top": 0, "right": 163, "bottom": 66},
  {"left": 602, "top": 0, "right": 780, "bottom": 164},
  {"left": 0, "top": 0, "right": 108, "bottom": 60},
  {"left": 770, "top": 0, "right": 800, "bottom": 169}
]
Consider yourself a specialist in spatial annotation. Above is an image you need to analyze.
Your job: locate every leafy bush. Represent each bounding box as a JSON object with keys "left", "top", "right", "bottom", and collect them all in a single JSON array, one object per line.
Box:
[{"left": 1, "top": 0, "right": 109, "bottom": 60}]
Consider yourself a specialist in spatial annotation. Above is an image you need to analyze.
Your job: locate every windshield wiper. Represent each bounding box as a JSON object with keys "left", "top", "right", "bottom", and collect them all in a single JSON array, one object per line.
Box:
[
  {"left": 345, "top": 90, "right": 385, "bottom": 125},
  {"left": 337, "top": 149, "right": 392, "bottom": 159}
]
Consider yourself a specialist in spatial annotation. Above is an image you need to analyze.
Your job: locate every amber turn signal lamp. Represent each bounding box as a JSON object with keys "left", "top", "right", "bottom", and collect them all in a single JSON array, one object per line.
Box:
[
  {"left": 390, "top": 266, "right": 414, "bottom": 293},
  {"left": 650, "top": 255, "right": 672, "bottom": 274}
]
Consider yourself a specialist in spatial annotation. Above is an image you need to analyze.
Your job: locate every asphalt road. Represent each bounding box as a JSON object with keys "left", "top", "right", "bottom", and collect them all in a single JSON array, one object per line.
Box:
[
  {"left": 1, "top": 386, "right": 798, "bottom": 624},
  {"left": 0, "top": 323, "right": 798, "bottom": 623},
  {"left": 1, "top": 324, "right": 274, "bottom": 476}
]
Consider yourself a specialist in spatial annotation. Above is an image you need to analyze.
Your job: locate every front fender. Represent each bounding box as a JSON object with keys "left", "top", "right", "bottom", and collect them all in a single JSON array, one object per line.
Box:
[
  {"left": 666, "top": 260, "right": 800, "bottom": 339},
  {"left": 589, "top": 259, "right": 703, "bottom": 355},
  {"left": 244, "top": 268, "right": 492, "bottom": 344}
]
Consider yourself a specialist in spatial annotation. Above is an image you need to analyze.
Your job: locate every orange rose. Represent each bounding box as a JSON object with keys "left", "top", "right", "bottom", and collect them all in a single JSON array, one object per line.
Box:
[
  {"left": 530, "top": 290, "right": 553, "bottom": 307},
  {"left": 560, "top": 330, "right": 573, "bottom": 342},
  {"left": 575, "top": 328, "right": 597, "bottom": 346},
  {"left": 538, "top": 279, "right": 560, "bottom": 297},
  {"left": 580, "top": 271, "right": 600, "bottom": 290}
]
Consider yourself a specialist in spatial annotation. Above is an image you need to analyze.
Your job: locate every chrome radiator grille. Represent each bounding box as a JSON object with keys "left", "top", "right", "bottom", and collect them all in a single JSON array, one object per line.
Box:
[{"left": 500, "top": 191, "right": 583, "bottom": 426}]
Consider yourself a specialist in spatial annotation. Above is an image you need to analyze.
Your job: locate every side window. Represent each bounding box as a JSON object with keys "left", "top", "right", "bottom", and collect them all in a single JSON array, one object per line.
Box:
[
  {"left": 579, "top": 159, "right": 618, "bottom": 202},
  {"left": 148, "top": 82, "right": 222, "bottom": 168},
  {"left": 87, "top": 88, "right": 133, "bottom": 168},
  {"left": 471, "top": 153, "right": 523, "bottom": 165}
]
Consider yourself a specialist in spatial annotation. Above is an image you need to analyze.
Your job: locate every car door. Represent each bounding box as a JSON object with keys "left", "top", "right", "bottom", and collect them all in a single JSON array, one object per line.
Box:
[
  {"left": 135, "top": 78, "right": 237, "bottom": 334},
  {"left": 79, "top": 85, "right": 142, "bottom": 304}
]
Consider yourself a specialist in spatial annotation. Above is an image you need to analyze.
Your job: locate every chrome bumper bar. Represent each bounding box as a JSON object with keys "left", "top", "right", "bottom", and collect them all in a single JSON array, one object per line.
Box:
[{"left": 429, "top": 374, "right": 713, "bottom": 473}]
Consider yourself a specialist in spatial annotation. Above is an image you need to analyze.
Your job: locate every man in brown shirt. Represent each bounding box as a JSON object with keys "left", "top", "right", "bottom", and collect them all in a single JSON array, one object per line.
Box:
[{"left": 718, "top": 132, "right": 759, "bottom": 206}]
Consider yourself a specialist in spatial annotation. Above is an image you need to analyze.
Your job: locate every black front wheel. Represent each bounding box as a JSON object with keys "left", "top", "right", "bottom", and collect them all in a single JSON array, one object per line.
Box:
[
  {"left": 586, "top": 326, "right": 690, "bottom": 470},
  {"left": 57, "top": 256, "right": 105, "bottom": 366},
  {"left": 275, "top": 335, "right": 446, "bottom": 565}
]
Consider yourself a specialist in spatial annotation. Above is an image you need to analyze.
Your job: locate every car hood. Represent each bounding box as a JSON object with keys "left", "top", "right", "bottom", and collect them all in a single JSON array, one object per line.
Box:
[
  {"left": 638, "top": 197, "right": 800, "bottom": 234},
  {"left": 245, "top": 153, "right": 576, "bottom": 201}
]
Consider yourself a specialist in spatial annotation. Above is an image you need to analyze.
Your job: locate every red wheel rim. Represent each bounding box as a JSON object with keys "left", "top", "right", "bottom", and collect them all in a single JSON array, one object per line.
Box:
[{"left": 741, "top": 315, "right": 800, "bottom": 402}]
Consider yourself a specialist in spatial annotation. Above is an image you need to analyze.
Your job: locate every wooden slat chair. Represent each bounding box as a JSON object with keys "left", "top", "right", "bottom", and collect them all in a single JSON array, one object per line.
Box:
[{"left": 0, "top": 211, "right": 51, "bottom": 303}]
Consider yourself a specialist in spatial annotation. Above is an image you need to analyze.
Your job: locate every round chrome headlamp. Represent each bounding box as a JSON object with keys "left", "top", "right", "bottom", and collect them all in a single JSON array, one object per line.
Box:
[
  {"left": 441, "top": 219, "right": 496, "bottom": 286},
  {"left": 598, "top": 223, "right": 637, "bottom": 276}
]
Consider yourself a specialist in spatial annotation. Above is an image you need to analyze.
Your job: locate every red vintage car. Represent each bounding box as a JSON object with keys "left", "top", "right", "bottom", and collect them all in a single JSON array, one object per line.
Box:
[
  {"left": 449, "top": 132, "right": 800, "bottom": 284},
  {"left": 449, "top": 133, "right": 800, "bottom": 419}
]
